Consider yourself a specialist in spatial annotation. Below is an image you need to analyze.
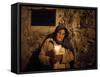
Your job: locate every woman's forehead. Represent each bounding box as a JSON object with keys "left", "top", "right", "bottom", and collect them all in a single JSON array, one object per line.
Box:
[{"left": 58, "top": 29, "right": 65, "bottom": 33}]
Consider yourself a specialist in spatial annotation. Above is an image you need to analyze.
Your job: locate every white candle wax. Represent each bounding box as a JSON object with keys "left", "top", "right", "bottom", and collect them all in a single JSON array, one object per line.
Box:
[{"left": 54, "top": 45, "right": 61, "bottom": 55}]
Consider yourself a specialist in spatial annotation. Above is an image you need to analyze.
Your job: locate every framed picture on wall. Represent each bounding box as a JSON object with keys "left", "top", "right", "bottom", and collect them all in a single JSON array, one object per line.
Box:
[{"left": 11, "top": 2, "right": 97, "bottom": 74}]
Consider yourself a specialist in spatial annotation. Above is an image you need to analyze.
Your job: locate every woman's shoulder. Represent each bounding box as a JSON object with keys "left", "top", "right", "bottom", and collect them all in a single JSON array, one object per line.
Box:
[
  {"left": 44, "top": 38, "right": 54, "bottom": 51},
  {"left": 44, "top": 38, "right": 56, "bottom": 47},
  {"left": 45, "top": 38, "right": 54, "bottom": 43}
]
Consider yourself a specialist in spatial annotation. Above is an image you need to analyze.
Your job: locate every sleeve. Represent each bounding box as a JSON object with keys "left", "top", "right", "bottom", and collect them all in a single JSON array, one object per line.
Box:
[
  {"left": 62, "top": 49, "right": 74, "bottom": 64},
  {"left": 38, "top": 39, "right": 54, "bottom": 65}
]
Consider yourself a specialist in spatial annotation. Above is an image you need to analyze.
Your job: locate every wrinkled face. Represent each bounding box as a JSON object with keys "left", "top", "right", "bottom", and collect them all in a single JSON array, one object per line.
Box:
[{"left": 56, "top": 29, "right": 65, "bottom": 42}]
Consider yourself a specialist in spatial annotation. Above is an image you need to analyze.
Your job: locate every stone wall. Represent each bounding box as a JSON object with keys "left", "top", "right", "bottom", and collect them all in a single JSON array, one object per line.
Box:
[{"left": 63, "top": 9, "right": 96, "bottom": 68}]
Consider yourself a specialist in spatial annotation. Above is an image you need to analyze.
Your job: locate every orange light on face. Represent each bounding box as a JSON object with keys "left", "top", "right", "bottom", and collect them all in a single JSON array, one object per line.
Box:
[{"left": 56, "top": 29, "right": 65, "bottom": 42}]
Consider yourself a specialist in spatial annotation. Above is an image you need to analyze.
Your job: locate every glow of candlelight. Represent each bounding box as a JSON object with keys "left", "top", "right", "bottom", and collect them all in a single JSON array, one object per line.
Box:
[{"left": 54, "top": 45, "right": 61, "bottom": 55}]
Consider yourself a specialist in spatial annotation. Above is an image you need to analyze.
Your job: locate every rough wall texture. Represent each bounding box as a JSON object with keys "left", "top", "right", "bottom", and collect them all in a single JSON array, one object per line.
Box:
[
  {"left": 63, "top": 9, "right": 96, "bottom": 68},
  {"left": 21, "top": 7, "right": 32, "bottom": 71}
]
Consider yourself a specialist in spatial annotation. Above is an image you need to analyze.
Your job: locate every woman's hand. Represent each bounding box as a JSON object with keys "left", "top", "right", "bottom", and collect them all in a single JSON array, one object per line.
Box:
[
  {"left": 46, "top": 50, "right": 55, "bottom": 58},
  {"left": 50, "top": 57, "right": 58, "bottom": 65},
  {"left": 46, "top": 50, "right": 59, "bottom": 65}
]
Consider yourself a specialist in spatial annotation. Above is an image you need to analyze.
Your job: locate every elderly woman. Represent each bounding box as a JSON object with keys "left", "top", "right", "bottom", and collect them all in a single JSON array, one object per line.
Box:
[{"left": 39, "top": 25, "right": 74, "bottom": 69}]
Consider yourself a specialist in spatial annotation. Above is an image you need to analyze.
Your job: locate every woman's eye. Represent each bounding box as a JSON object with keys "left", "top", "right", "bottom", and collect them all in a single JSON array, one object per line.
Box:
[{"left": 59, "top": 32, "right": 65, "bottom": 35}]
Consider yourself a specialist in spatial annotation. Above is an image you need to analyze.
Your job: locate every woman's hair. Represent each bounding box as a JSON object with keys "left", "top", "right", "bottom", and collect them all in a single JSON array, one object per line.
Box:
[
  {"left": 53, "top": 24, "right": 69, "bottom": 39},
  {"left": 40, "top": 24, "right": 73, "bottom": 52},
  {"left": 53, "top": 25, "right": 74, "bottom": 51},
  {"left": 51, "top": 24, "right": 69, "bottom": 46},
  {"left": 40, "top": 24, "right": 69, "bottom": 48}
]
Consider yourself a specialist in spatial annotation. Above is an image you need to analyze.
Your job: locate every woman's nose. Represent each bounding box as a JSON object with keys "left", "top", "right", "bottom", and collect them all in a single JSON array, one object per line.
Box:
[{"left": 59, "top": 33, "right": 63, "bottom": 38}]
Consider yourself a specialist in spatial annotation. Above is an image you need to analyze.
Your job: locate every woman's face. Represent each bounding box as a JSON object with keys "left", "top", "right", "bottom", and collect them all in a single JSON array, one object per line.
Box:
[{"left": 56, "top": 29, "right": 65, "bottom": 42}]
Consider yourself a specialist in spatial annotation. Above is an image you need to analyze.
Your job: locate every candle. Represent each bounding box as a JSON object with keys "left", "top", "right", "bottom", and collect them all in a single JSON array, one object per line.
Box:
[
  {"left": 54, "top": 45, "right": 65, "bottom": 55},
  {"left": 54, "top": 45, "right": 61, "bottom": 55}
]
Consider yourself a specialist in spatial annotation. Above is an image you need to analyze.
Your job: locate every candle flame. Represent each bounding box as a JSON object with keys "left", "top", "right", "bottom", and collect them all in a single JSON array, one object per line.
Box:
[{"left": 54, "top": 45, "right": 61, "bottom": 55}]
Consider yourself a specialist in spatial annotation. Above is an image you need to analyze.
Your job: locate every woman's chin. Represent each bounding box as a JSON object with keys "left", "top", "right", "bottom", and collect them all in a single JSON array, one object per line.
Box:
[{"left": 57, "top": 39, "right": 63, "bottom": 42}]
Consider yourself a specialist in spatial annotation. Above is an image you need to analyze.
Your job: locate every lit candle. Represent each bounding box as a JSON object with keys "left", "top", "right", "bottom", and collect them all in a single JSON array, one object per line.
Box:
[
  {"left": 54, "top": 45, "right": 65, "bottom": 55},
  {"left": 54, "top": 45, "right": 61, "bottom": 55}
]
